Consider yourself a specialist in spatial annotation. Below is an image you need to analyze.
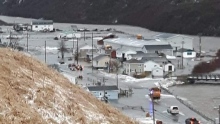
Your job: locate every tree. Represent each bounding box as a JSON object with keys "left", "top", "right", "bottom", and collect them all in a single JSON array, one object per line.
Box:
[
  {"left": 110, "top": 60, "right": 121, "bottom": 72},
  {"left": 58, "top": 40, "right": 69, "bottom": 62}
]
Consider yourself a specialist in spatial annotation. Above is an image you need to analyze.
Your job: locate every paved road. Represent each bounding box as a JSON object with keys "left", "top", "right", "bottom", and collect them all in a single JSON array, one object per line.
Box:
[
  {"left": 55, "top": 64, "right": 210, "bottom": 124},
  {"left": 0, "top": 25, "right": 211, "bottom": 123}
]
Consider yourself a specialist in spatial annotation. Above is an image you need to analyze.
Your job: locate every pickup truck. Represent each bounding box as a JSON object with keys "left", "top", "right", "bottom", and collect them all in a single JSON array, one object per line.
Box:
[{"left": 167, "top": 106, "right": 179, "bottom": 115}]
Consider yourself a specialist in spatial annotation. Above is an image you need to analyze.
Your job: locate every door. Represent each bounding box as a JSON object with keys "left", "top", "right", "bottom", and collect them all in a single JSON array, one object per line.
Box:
[{"left": 168, "top": 65, "right": 172, "bottom": 71}]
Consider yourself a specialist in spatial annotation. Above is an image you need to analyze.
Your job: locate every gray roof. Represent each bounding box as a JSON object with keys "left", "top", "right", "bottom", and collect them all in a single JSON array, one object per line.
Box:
[
  {"left": 130, "top": 53, "right": 159, "bottom": 58},
  {"left": 104, "top": 37, "right": 168, "bottom": 48},
  {"left": 88, "top": 85, "right": 119, "bottom": 91},
  {"left": 32, "top": 20, "right": 53, "bottom": 25},
  {"left": 93, "top": 54, "right": 109, "bottom": 61},
  {"left": 141, "top": 57, "right": 168, "bottom": 64},
  {"left": 124, "top": 59, "right": 144, "bottom": 64},
  {"left": 175, "top": 48, "right": 194, "bottom": 52},
  {"left": 143, "top": 44, "right": 172, "bottom": 50},
  {"left": 136, "top": 51, "right": 144, "bottom": 54},
  {"left": 154, "top": 33, "right": 176, "bottom": 39}
]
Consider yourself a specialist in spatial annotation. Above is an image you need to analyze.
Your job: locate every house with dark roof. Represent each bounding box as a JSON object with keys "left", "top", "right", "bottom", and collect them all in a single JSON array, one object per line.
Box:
[
  {"left": 92, "top": 54, "right": 110, "bottom": 69},
  {"left": 123, "top": 59, "right": 144, "bottom": 75},
  {"left": 142, "top": 44, "right": 173, "bottom": 56},
  {"left": 87, "top": 85, "right": 119, "bottom": 100},
  {"left": 153, "top": 33, "right": 194, "bottom": 51}
]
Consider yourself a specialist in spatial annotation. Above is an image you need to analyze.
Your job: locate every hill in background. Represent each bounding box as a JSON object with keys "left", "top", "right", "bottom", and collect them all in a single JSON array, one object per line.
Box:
[
  {"left": 0, "top": 48, "right": 136, "bottom": 124},
  {"left": 0, "top": 0, "right": 220, "bottom": 36}
]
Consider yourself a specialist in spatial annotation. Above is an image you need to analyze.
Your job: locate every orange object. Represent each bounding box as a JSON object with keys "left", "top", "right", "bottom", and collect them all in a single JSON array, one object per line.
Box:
[{"left": 149, "top": 87, "right": 161, "bottom": 100}]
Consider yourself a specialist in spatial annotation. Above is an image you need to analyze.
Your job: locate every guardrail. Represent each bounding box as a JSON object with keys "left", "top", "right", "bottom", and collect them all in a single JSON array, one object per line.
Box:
[{"left": 160, "top": 86, "right": 215, "bottom": 123}]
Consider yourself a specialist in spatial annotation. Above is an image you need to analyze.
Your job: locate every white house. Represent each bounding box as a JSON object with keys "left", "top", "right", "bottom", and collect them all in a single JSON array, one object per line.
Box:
[
  {"left": 164, "top": 63, "right": 175, "bottom": 72},
  {"left": 152, "top": 67, "right": 164, "bottom": 78},
  {"left": 154, "top": 33, "right": 194, "bottom": 51},
  {"left": 175, "top": 48, "right": 196, "bottom": 58},
  {"left": 142, "top": 44, "right": 173, "bottom": 56},
  {"left": 92, "top": 54, "right": 110, "bottom": 69},
  {"left": 116, "top": 48, "right": 137, "bottom": 59},
  {"left": 31, "top": 20, "right": 53, "bottom": 31},
  {"left": 143, "top": 60, "right": 161, "bottom": 72},
  {"left": 142, "top": 57, "right": 175, "bottom": 72},
  {"left": 87, "top": 85, "right": 119, "bottom": 100}
]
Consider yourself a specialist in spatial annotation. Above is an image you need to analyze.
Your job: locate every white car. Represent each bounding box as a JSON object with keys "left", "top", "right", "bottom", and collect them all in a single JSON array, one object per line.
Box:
[{"left": 167, "top": 106, "right": 179, "bottom": 115}]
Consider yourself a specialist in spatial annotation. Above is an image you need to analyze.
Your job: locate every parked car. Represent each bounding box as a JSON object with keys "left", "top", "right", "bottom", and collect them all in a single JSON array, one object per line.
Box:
[
  {"left": 185, "top": 118, "right": 200, "bottom": 124},
  {"left": 167, "top": 106, "right": 179, "bottom": 115}
]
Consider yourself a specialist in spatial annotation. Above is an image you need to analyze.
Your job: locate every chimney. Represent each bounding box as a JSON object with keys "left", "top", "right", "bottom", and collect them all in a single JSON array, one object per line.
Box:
[{"left": 136, "top": 34, "right": 142, "bottom": 39}]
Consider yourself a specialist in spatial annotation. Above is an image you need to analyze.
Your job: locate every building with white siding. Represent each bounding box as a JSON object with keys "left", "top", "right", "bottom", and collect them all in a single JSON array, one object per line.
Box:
[{"left": 31, "top": 20, "right": 53, "bottom": 31}]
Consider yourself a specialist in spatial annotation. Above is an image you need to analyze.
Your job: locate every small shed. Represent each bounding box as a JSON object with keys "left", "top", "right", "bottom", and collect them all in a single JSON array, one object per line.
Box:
[
  {"left": 152, "top": 67, "right": 164, "bottom": 78},
  {"left": 87, "top": 85, "right": 119, "bottom": 100}
]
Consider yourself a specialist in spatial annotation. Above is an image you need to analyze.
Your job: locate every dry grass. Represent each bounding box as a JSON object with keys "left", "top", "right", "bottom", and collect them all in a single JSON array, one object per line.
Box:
[{"left": 0, "top": 48, "right": 137, "bottom": 124}]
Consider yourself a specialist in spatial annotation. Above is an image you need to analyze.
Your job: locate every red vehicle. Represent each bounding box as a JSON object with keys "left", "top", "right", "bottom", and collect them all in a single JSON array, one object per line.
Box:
[
  {"left": 149, "top": 87, "right": 161, "bottom": 100},
  {"left": 185, "top": 118, "right": 200, "bottom": 124}
]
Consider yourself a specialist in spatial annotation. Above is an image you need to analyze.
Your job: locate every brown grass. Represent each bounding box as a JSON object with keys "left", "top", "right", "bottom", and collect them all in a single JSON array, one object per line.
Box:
[{"left": 0, "top": 48, "right": 137, "bottom": 124}]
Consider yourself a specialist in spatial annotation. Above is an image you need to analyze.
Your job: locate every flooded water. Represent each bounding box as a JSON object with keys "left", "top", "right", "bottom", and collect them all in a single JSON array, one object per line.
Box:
[{"left": 169, "top": 84, "right": 220, "bottom": 119}]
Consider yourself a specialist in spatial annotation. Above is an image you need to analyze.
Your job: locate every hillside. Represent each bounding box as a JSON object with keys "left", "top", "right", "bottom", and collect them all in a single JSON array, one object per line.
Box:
[
  {"left": 0, "top": 48, "right": 136, "bottom": 124},
  {"left": 1, "top": 0, "right": 220, "bottom": 36}
]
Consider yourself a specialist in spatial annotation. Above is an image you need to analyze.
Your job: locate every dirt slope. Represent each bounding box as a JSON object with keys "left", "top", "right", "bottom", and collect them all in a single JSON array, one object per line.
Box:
[{"left": 0, "top": 48, "right": 136, "bottom": 124}]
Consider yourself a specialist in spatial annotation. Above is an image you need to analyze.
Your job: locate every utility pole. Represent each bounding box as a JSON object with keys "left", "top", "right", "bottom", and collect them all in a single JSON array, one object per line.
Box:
[
  {"left": 92, "top": 32, "right": 94, "bottom": 72},
  {"left": 9, "top": 30, "right": 12, "bottom": 46},
  {"left": 84, "top": 30, "right": 85, "bottom": 41},
  {"left": 149, "top": 93, "right": 156, "bottom": 124},
  {"left": 76, "top": 38, "right": 79, "bottom": 65},
  {"left": 181, "top": 41, "right": 184, "bottom": 69},
  {"left": 72, "top": 32, "right": 75, "bottom": 63},
  {"left": 27, "top": 32, "right": 29, "bottom": 52},
  {"left": 102, "top": 77, "right": 108, "bottom": 103},
  {"left": 219, "top": 105, "right": 220, "bottom": 124},
  {"left": 199, "top": 34, "right": 202, "bottom": 59},
  {"left": 109, "top": 50, "right": 112, "bottom": 73},
  {"left": 116, "top": 73, "right": 118, "bottom": 88},
  {"left": 45, "top": 41, "right": 47, "bottom": 63}
]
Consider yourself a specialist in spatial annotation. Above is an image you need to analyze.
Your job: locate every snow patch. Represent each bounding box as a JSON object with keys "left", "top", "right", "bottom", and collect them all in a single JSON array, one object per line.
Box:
[
  {"left": 99, "top": 71, "right": 163, "bottom": 82},
  {"left": 154, "top": 79, "right": 184, "bottom": 89}
]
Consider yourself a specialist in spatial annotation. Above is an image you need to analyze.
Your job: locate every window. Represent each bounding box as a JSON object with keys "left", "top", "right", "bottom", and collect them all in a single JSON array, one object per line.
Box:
[
  {"left": 35, "top": 26, "right": 38, "bottom": 28},
  {"left": 138, "top": 64, "right": 142, "bottom": 67},
  {"left": 154, "top": 65, "right": 157, "bottom": 67},
  {"left": 187, "top": 52, "right": 192, "bottom": 55},
  {"left": 105, "top": 92, "right": 107, "bottom": 94},
  {"left": 96, "top": 61, "right": 98, "bottom": 65}
]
